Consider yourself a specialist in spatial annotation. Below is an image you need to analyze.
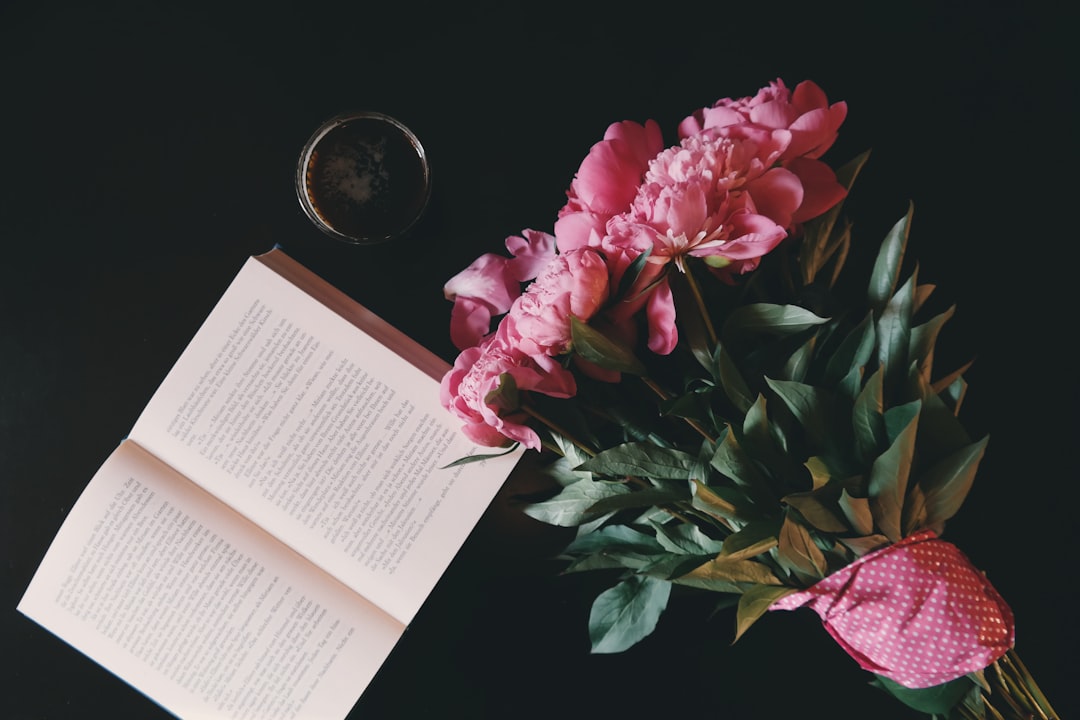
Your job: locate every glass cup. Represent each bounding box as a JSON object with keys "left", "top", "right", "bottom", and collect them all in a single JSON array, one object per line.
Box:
[{"left": 295, "top": 111, "right": 432, "bottom": 245}]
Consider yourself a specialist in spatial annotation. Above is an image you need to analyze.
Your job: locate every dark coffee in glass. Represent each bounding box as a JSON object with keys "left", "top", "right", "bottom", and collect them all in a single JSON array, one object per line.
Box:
[{"left": 297, "top": 112, "right": 431, "bottom": 245}]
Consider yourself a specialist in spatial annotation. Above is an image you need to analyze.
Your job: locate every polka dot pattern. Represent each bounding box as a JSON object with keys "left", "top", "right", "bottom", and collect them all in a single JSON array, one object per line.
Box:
[{"left": 769, "top": 530, "right": 1014, "bottom": 688}]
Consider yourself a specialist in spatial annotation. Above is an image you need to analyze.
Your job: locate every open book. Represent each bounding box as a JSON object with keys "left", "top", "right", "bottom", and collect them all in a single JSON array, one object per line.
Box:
[{"left": 18, "top": 248, "right": 520, "bottom": 719}]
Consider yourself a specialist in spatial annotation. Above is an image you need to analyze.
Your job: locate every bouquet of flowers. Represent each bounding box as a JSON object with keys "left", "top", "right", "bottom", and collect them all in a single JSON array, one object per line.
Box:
[{"left": 439, "top": 79, "right": 1057, "bottom": 719}]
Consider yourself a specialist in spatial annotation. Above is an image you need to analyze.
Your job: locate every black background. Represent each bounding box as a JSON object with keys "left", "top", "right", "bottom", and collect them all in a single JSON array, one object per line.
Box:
[{"left": 1, "top": 2, "right": 1075, "bottom": 718}]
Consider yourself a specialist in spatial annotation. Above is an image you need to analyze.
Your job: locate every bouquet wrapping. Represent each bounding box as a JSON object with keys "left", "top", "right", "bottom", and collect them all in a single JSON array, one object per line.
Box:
[{"left": 440, "top": 79, "right": 1056, "bottom": 719}]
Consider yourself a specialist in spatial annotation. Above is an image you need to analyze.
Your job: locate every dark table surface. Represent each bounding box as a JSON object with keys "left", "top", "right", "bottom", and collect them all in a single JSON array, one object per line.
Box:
[{"left": 2, "top": 2, "right": 1076, "bottom": 718}]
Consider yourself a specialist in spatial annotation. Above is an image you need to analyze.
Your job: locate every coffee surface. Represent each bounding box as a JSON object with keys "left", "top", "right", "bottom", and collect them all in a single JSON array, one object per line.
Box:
[{"left": 304, "top": 117, "right": 428, "bottom": 242}]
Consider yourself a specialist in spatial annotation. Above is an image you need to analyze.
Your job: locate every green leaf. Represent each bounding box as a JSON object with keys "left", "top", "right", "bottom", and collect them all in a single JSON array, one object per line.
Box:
[
  {"left": 804, "top": 456, "right": 832, "bottom": 489},
  {"left": 939, "top": 374, "right": 968, "bottom": 414},
  {"left": 904, "top": 435, "right": 988, "bottom": 535},
  {"left": 797, "top": 150, "right": 869, "bottom": 285},
  {"left": 837, "top": 364, "right": 864, "bottom": 402},
  {"left": 872, "top": 674, "right": 974, "bottom": 715},
  {"left": 589, "top": 575, "right": 671, "bottom": 653},
  {"left": 544, "top": 438, "right": 593, "bottom": 481},
  {"left": 852, "top": 367, "right": 886, "bottom": 466},
  {"left": 587, "top": 484, "right": 690, "bottom": 515},
  {"left": 719, "top": 520, "right": 780, "bottom": 559},
  {"left": 484, "top": 371, "right": 520, "bottom": 410},
  {"left": 777, "top": 513, "right": 827, "bottom": 579},
  {"left": 710, "top": 429, "right": 775, "bottom": 505},
  {"left": 565, "top": 553, "right": 631, "bottom": 573},
  {"left": 725, "top": 303, "right": 830, "bottom": 343},
  {"left": 630, "top": 504, "right": 672, "bottom": 526},
  {"left": 868, "top": 401, "right": 921, "bottom": 542},
  {"left": 615, "top": 245, "right": 653, "bottom": 301},
  {"left": 822, "top": 220, "right": 854, "bottom": 289},
  {"left": 868, "top": 205, "right": 913, "bottom": 316},
  {"left": 884, "top": 399, "right": 921, "bottom": 445},
  {"left": 909, "top": 304, "right": 956, "bottom": 382},
  {"left": 563, "top": 525, "right": 667, "bottom": 572},
  {"left": 838, "top": 489, "right": 874, "bottom": 536},
  {"left": 523, "top": 478, "right": 631, "bottom": 527},
  {"left": 740, "top": 396, "right": 816, "bottom": 488},
  {"left": 439, "top": 443, "right": 521, "bottom": 468},
  {"left": 764, "top": 377, "right": 836, "bottom": 454},
  {"left": 638, "top": 553, "right": 718, "bottom": 581},
  {"left": 876, "top": 268, "right": 915, "bottom": 393},
  {"left": 908, "top": 365, "right": 973, "bottom": 458},
  {"left": 651, "top": 520, "right": 726, "bottom": 555},
  {"left": 579, "top": 443, "right": 708, "bottom": 480},
  {"left": 822, "top": 310, "right": 876, "bottom": 391},
  {"left": 912, "top": 281, "right": 935, "bottom": 315},
  {"left": 715, "top": 343, "right": 754, "bottom": 413},
  {"left": 690, "top": 480, "right": 752, "bottom": 526},
  {"left": 901, "top": 484, "right": 932, "bottom": 537},
  {"left": 670, "top": 576, "right": 744, "bottom": 594},
  {"left": 839, "top": 534, "right": 891, "bottom": 557},
  {"left": 734, "top": 584, "right": 796, "bottom": 643},
  {"left": 659, "top": 384, "right": 716, "bottom": 429},
  {"left": 781, "top": 490, "right": 849, "bottom": 533},
  {"left": 570, "top": 315, "right": 648, "bottom": 376},
  {"left": 676, "top": 553, "right": 782, "bottom": 588},
  {"left": 779, "top": 332, "right": 817, "bottom": 383},
  {"left": 531, "top": 391, "right": 603, "bottom": 456},
  {"left": 741, "top": 395, "right": 776, "bottom": 464},
  {"left": 834, "top": 149, "right": 871, "bottom": 195}
]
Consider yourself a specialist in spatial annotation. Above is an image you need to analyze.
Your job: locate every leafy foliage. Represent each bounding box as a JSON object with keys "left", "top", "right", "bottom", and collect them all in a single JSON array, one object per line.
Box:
[{"left": 519, "top": 156, "right": 999, "bottom": 717}]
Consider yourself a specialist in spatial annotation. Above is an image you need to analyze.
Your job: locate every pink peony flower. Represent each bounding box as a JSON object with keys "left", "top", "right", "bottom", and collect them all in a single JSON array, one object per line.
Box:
[
  {"left": 678, "top": 79, "right": 848, "bottom": 226},
  {"left": 678, "top": 78, "right": 847, "bottom": 163},
  {"left": 440, "top": 330, "right": 577, "bottom": 450},
  {"left": 504, "top": 247, "right": 611, "bottom": 358},
  {"left": 443, "top": 229, "right": 556, "bottom": 350},
  {"left": 556, "top": 119, "right": 666, "bottom": 253},
  {"left": 563, "top": 119, "right": 666, "bottom": 216},
  {"left": 629, "top": 129, "right": 798, "bottom": 266},
  {"left": 444, "top": 79, "right": 848, "bottom": 407}
]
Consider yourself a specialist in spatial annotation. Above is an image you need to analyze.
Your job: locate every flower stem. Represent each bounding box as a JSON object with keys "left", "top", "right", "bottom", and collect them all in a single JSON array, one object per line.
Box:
[
  {"left": 522, "top": 404, "right": 596, "bottom": 458},
  {"left": 1006, "top": 652, "right": 1056, "bottom": 718},
  {"left": 640, "top": 377, "right": 716, "bottom": 443},
  {"left": 978, "top": 649, "right": 1058, "bottom": 720},
  {"left": 683, "top": 264, "right": 718, "bottom": 347}
]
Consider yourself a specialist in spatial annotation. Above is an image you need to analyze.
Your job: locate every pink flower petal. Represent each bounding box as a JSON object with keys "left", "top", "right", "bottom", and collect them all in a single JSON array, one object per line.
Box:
[
  {"left": 693, "top": 214, "right": 788, "bottom": 261},
  {"left": 604, "top": 118, "right": 665, "bottom": 169},
  {"left": 569, "top": 120, "right": 663, "bottom": 216},
  {"left": 743, "top": 167, "right": 804, "bottom": 229},
  {"left": 791, "top": 79, "right": 830, "bottom": 114},
  {"left": 786, "top": 157, "right": 846, "bottom": 224},
  {"left": 748, "top": 98, "right": 800, "bottom": 130},
  {"left": 448, "top": 297, "right": 496, "bottom": 352},
  {"left": 444, "top": 253, "right": 515, "bottom": 308},
  {"left": 645, "top": 279, "right": 677, "bottom": 354},
  {"left": 554, "top": 211, "right": 607, "bottom": 253},
  {"left": 505, "top": 229, "right": 557, "bottom": 282},
  {"left": 787, "top": 106, "right": 846, "bottom": 160}
]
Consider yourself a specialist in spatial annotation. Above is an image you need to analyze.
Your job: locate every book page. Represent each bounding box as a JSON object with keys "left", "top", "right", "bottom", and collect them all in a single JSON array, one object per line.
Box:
[
  {"left": 18, "top": 440, "right": 403, "bottom": 720},
  {"left": 129, "top": 250, "right": 520, "bottom": 625}
]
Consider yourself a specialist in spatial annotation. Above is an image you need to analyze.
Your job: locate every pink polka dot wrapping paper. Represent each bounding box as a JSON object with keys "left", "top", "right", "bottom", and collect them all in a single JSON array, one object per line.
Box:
[{"left": 769, "top": 529, "right": 1014, "bottom": 689}]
